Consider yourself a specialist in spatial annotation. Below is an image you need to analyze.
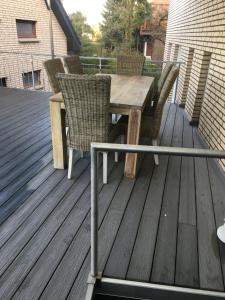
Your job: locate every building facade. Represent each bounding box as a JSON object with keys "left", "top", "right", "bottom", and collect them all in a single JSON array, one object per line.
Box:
[
  {"left": 164, "top": 0, "right": 225, "bottom": 164},
  {"left": 0, "top": 0, "right": 80, "bottom": 90},
  {"left": 141, "top": 0, "right": 169, "bottom": 60}
]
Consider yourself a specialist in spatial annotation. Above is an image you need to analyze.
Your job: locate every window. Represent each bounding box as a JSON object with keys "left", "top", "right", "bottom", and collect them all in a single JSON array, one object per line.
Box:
[
  {"left": 16, "top": 19, "right": 36, "bottom": 38},
  {"left": 22, "top": 70, "right": 41, "bottom": 89},
  {"left": 0, "top": 78, "right": 7, "bottom": 87}
]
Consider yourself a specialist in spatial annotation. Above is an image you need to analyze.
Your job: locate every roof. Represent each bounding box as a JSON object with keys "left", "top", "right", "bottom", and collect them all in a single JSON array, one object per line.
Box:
[{"left": 46, "top": 0, "right": 81, "bottom": 54}]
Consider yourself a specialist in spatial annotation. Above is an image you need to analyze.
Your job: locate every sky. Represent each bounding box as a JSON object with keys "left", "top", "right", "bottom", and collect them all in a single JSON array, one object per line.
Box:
[{"left": 63, "top": 0, "right": 106, "bottom": 26}]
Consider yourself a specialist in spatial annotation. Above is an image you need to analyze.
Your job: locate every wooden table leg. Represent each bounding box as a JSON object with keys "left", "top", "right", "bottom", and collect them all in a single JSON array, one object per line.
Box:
[
  {"left": 124, "top": 109, "right": 142, "bottom": 178},
  {"left": 50, "top": 101, "right": 67, "bottom": 169}
]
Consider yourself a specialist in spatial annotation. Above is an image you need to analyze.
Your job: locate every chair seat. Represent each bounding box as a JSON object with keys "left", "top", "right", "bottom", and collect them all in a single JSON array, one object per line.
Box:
[{"left": 67, "top": 123, "right": 120, "bottom": 151}]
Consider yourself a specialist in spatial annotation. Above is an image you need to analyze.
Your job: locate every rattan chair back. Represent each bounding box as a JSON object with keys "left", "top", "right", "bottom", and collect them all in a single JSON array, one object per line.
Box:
[
  {"left": 64, "top": 55, "right": 83, "bottom": 74},
  {"left": 144, "top": 62, "right": 175, "bottom": 116},
  {"left": 44, "top": 58, "right": 65, "bottom": 93},
  {"left": 157, "top": 62, "right": 174, "bottom": 94},
  {"left": 151, "top": 65, "right": 180, "bottom": 138},
  {"left": 116, "top": 55, "right": 145, "bottom": 76},
  {"left": 57, "top": 74, "right": 111, "bottom": 151}
]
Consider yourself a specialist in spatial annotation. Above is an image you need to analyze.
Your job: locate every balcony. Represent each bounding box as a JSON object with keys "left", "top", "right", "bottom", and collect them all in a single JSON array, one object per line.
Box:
[{"left": 0, "top": 87, "right": 224, "bottom": 299}]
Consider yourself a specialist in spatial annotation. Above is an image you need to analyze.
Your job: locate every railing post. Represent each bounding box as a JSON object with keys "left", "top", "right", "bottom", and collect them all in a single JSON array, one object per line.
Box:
[
  {"left": 91, "top": 146, "right": 98, "bottom": 277},
  {"left": 31, "top": 55, "right": 35, "bottom": 89},
  {"left": 99, "top": 57, "right": 102, "bottom": 74}
]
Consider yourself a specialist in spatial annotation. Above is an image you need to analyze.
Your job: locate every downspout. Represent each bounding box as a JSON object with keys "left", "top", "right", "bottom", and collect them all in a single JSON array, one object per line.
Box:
[{"left": 47, "top": 0, "right": 55, "bottom": 58}]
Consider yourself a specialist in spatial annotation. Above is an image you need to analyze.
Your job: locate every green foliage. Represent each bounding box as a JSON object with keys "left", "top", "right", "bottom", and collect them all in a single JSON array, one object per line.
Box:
[
  {"left": 70, "top": 11, "right": 100, "bottom": 56},
  {"left": 70, "top": 11, "right": 93, "bottom": 40},
  {"left": 101, "top": 0, "right": 151, "bottom": 54}
]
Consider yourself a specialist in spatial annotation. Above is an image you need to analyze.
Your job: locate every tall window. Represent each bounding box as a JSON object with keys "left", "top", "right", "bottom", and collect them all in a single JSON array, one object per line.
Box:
[
  {"left": 22, "top": 70, "right": 41, "bottom": 89},
  {"left": 16, "top": 19, "right": 36, "bottom": 38}
]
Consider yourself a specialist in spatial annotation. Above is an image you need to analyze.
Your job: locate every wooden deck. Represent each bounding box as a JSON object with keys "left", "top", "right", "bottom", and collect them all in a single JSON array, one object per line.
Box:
[{"left": 0, "top": 87, "right": 225, "bottom": 299}]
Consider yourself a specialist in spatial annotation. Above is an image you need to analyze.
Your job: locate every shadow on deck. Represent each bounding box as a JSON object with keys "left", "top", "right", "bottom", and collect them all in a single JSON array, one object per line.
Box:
[{"left": 0, "top": 87, "right": 225, "bottom": 299}]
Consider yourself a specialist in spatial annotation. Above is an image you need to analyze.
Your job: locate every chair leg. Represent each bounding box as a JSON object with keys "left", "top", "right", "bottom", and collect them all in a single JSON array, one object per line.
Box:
[
  {"left": 152, "top": 139, "right": 159, "bottom": 166},
  {"left": 115, "top": 151, "right": 119, "bottom": 162},
  {"left": 68, "top": 148, "right": 74, "bottom": 179},
  {"left": 103, "top": 152, "right": 108, "bottom": 184},
  {"left": 121, "top": 134, "right": 125, "bottom": 144},
  {"left": 66, "top": 127, "right": 69, "bottom": 136}
]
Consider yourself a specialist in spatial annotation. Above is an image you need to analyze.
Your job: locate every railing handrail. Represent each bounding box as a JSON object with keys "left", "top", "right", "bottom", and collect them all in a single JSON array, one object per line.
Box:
[
  {"left": 91, "top": 143, "right": 225, "bottom": 158},
  {"left": 0, "top": 51, "right": 183, "bottom": 101},
  {"left": 90, "top": 142, "right": 225, "bottom": 278},
  {"left": 0, "top": 51, "right": 184, "bottom": 65}
]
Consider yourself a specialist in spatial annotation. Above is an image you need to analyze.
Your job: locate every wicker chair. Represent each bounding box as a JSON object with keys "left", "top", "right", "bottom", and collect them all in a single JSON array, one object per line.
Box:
[
  {"left": 64, "top": 55, "right": 83, "bottom": 74},
  {"left": 116, "top": 55, "right": 145, "bottom": 76},
  {"left": 141, "top": 65, "right": 179, "bottom": 164},
  {"left": 144, "top": 62, "right": 174, "bottom": 116},
  {"left": 43, "top": 58, "right": 65, "bottom": 93},
  {"left": 119, "top": 65, "right": 179, "bottom": 165},
  {"left": 57, "top": 73, "right": 120, "bottom": 183},
  {"left": 157, "top": 62, "right": 174, "bottom": 95}
]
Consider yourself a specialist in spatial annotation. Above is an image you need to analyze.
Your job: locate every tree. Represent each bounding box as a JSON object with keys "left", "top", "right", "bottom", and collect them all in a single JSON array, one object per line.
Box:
[
  {"left": 70, "top": 11, "right": 100, "bottom": 56},
  {"left": 101, "top": 0, "right": 151, "bottom": 54},
  {"left": 70, "top": 11, "right": 94, "bottom": 40}
]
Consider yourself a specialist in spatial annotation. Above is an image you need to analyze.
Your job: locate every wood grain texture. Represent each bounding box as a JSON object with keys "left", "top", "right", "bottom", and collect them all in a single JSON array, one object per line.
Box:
[
  {"left": 175, "top": 111, "right": 199, "bottom": 288},
  {"left": 151, "top": 106, "right": 183, "bottom": 284},
  {"left": 110, "top": 74, "right": 154, "bottom": 110},
  {"left": 49, "top": 101, "right": 67, "bottom": 169},
  {"left": 175, "top": 223, "right": 199, "bottom": 288},
  {"left": 124, "top": 109, "right": 142, "bottom": 178},
  {"left": 104, "top": 154, "right": 154, "bottom": 278},
  {"left": 50, "top": 75, "right": 154, "bottom": 111},
  {"left": 193, "top": 129, "right": 224, "bottom": 291},
  {"left": 126, "top": 104, "right": 177, "bottom": 282}
]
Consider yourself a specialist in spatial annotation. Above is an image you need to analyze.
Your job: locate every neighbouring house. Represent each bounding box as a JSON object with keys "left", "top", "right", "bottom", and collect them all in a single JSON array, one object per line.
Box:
[
  {"left": 140, "top": 0, "right": 169, "bottom": 60},
  {"left": 0, "top": 0, "right": 81, "bottom": 90},
  {"left": 164, "top": 0, "right": 225, "bottom": 170}
]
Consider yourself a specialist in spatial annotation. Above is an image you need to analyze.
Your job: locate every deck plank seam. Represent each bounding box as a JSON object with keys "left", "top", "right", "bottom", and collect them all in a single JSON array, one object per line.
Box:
[
  {"left": 149, "top": 105, "right": 178, "bottom": 282},
  {"left": 36, "top": 155, "right": 120, "bottom": 299},
  {"left": 0, "top": 158, "right": 90, "bottom": 284},
  {"left": 102, "top": 155, "right": 145, "bottom": 276},
  {"left": 0, "top": 128, "right": 51, "bottom": 168},
  {"left": 206, "top": 158, "right": 225, "bottom": 290},
  {"left": 0, "top": 143, "right": 52, "bottom": 194},
  {"left": 125, "top": 103, "right": 172, "bottom": 280}
]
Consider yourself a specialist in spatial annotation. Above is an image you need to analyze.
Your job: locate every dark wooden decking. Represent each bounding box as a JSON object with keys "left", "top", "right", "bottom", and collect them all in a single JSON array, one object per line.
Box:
[{"left": 0, "top": 87, "right": 225, "bottom": 299}]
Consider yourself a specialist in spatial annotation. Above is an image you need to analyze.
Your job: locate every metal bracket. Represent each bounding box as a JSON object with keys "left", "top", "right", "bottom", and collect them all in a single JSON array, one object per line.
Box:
[{"left": 85, "top": 273, "right": 102, "bottom": 300}]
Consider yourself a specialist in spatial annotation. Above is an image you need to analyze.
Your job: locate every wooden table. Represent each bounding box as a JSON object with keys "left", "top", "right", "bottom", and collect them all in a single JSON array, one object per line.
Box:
[{"left": 49, "top": 74, "right": 154, "bottom": 178}]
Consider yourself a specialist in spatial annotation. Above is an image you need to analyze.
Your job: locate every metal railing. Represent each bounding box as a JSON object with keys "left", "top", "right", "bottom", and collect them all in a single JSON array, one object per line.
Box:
[
  {"left": 0, "top": 51, "right": 183, "bottom": 103},
  {"left": 87, "top": 142, "right": 225, "bottom": 299}
]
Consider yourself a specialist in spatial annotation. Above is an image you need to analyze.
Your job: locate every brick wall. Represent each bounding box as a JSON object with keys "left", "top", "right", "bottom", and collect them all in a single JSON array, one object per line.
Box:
[
  {"left": 0, "top": 0, "right": 68, "bottom": 90},
  {"left": 164, "top": 0, "right": 225, "bottom": 166}
]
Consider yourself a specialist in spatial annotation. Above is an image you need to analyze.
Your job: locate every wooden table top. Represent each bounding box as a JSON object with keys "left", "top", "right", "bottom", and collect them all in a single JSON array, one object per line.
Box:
[{"left": 50, "top": 74, "right": 154, "bottom": 111}]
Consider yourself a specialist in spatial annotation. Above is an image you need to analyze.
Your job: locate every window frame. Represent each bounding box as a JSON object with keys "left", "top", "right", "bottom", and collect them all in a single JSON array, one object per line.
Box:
[
  {"left": 0, "top": 77, "right": 7, "bottom": 87},
  {"left": 22, "top": 70, "right": 41, "bottom": 89},
  {"left": 16, "top": 19, "right": 37, "bottom": 39}
]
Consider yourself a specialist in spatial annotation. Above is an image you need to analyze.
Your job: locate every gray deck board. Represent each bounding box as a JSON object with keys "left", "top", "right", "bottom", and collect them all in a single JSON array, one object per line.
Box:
[
  {"left": 126, "top": 104, "right": 177, "bottom": 282},
  {"left": 38, "top": 156, "right": 122, "bottom": 300},
  {"left": 0, "top": 126, "right": 51, "bottom": 167},
  {"left": 193, "top": 130, "right": 224, "bottom": 291},
  {"left": 104, "top": 154, "right": 154, "bottom": 279},
  {"left": 150, "top": 106, "right": 183, "bottom": 284},
  {"left": 0, "top": 88, "right": 224, "bottom": 299},
  {"left": 0, "top": 119, "right": 50, "bottom": 158},
  {"left": 175, "top": 113, "right": 199, "bottom": 288},
  {"left": 207, "top": 158, "right": 225, "bottom": 285}
]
